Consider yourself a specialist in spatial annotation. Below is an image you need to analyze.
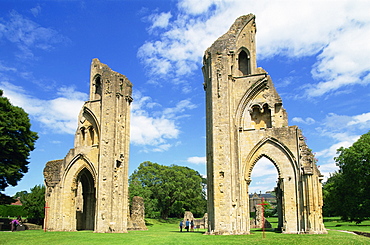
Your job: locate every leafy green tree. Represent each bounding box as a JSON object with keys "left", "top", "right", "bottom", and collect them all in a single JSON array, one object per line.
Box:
[
  {"left": 129, "top": 174, "right": 157, "bottom": 217},
  {"left": 21, "top": 185, "right": 45, "bottom": 225},
  {"left": 325, "top": 131, "right": 370, "bottom": 223},
  {"left": 129, "top": 161, "right": 207, "bottom": 219},
  {"left": 322, "top": 172, "right": 344, "bottom": 217},
  {"left": 14, "top": 190, "right": 28, "bottom": 200},
  {"left": 0, "top": 90, "right": 38, "bottom": 201},
  {"left": 0, "top": 193, "right": 15, "bottom": 205}
]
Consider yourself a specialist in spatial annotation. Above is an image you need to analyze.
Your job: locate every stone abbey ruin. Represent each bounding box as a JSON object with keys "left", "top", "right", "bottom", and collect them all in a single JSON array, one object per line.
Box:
[
  {"left": 43, "top": 14, "right": 326, "bottom": 234},
  {"left": 44, "top": 59, "right": 133, "bottom": 232},
  {"left": 203, "top": 14, "right": 326, "bottom": 234}
]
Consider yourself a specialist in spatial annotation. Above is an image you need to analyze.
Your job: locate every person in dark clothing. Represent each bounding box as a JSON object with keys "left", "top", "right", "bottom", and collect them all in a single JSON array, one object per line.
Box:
[
  {"left": 185, "top": 219, "right": 190, "bottom": 232},
  {"left": 179, "top": 220, "right": 183, "bottom": 232}
]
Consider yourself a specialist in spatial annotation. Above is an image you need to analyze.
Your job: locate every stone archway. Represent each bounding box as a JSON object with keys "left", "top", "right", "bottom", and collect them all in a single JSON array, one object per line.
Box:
[
  {"left": 248, "top": 155, "right": 282, "bottom": 230},
  {"left": 203, "top": 14, "right": 326, "bottom": 235},
  {"left": 243, "top": 138, "right": 299, "bottom": 233},
  {"left": 75, "top": 168, "right": 96, "bottom": 230}
]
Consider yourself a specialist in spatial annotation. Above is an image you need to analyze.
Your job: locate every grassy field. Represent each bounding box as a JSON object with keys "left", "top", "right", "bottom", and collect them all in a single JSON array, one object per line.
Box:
[
  {"left": 324, "top": 217, "right": 370, "bottom": 233},
  {"left": 0, "top": 218, "right": 369, "bottom": 245}
]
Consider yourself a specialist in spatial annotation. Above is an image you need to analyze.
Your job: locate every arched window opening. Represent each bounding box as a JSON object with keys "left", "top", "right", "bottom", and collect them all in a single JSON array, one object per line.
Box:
[
  {"left": 80, "top": 127, "right": 86, "bottom": 146},
  {"left": 238, "top": 50, "right": 251, "bottom": 75},
  {"left": 248, "top": 157, "right": 282, "bottom": 231},
  {"left": 89, "top": 127, "right": 94, "bottom": 145},
  {"left": 263, "top": 104, "right": 272, "bottom": 128},
  {"left": 94, "top": 76, "right": 102, "bottom": 100}
]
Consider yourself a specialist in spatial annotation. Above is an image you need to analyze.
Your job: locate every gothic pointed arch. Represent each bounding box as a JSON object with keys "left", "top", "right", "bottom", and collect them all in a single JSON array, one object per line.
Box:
[
  {"left": 77, "top": 106, "right": 100, "bottom": 147},
  {"left": 82, "top": 107, "right": 100, "bottom": 143},
  {"left": 235, "top": 76, "right": 269, "bottom": 127},
  {"left": 73, "top": 167, "right": 96, "bottom": 230},
  {"left": 243, "top": 137, "right": 298, "bottom": 181},
  {"left": 247, "top": 154, "right": 281, "bottom": 180},
  {"left": 92, "top": 74, "right": 102, "bottom": 101},
  {"left": 62, "top": 154, "right": 97, "bottom": 185},
  {"left": 237, "top": 48, "right": 251, "bottom": 76}
]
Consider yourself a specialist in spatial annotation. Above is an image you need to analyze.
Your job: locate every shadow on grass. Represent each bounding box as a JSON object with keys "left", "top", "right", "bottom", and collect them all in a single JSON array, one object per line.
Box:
[
  {"left": 324, "top": 218, "right": 343, "bottom": 222},
  {"left": 144, "top": 220, "right": 154, "bottom": 226},
  {"left": 251, "top": 228, "right": 282, "bottom": 234},
  {"left": 169, "top": 231, "right": 206, "bottom": 234}
]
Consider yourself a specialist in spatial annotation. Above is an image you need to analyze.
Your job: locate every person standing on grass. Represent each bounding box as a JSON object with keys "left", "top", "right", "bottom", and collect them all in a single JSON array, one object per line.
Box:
[
  {"left": 179, "top": 220, "right": 183, "bottom": 232},
  {"left": 190, "top": 220, "right": 194, "bottom": 232},
  {"left": 185, "top": 219, "right": 190, "bottom": 232}
]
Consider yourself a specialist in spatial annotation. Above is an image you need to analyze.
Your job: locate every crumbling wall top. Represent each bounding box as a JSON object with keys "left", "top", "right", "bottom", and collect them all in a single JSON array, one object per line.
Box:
[
  {"left": 205, "top": 14, "right": 255, "bottom": 54},
  {"left": 43, "top": 159, "right": 63, "bottom": 188}
]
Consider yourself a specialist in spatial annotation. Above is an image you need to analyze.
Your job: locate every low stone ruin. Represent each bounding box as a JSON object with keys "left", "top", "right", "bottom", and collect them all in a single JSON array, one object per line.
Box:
[
  {"left": 182, "top": 211, "right": 208, "bottom": 229},
  {"left": 250, "top": 205, "right": 272, "bottom": 229},
  {"left": 127, "top": 196, "right": 147, "bottom": 230}
]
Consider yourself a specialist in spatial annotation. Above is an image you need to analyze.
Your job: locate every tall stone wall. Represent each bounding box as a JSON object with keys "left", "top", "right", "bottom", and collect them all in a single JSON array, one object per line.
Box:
[
  {"left": 44, "top": 59, "right": 133, "bottom": 233},
  {"left": 203, "top": 14, "right": 326, "bottom": 235}
]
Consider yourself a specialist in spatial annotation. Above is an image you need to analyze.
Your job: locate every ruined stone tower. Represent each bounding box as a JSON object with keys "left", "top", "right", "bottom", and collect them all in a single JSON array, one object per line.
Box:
[
  {"left": 203, "top": 14, "right": 326, "bottom": 234},
  {"left": 43, "top": 59, "right": 133, "bottom": 232}
]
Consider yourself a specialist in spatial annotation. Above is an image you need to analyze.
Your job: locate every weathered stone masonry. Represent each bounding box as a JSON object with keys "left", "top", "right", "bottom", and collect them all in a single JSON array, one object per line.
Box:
[
  {"left": 44, "top": 59, "right": 132, "bottom": 232},
  {"left": 43, "top": 13, "right": 327, "bottom": 236},
  {"left": 203, "top": 14, "right": 326, "bottom": 235}
]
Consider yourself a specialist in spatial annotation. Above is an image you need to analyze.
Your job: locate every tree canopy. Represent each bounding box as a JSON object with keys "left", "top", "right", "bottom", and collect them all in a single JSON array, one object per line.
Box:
[
  {"left": 129, "top": 161, "right": 207, "bottom": 219},
  {"left": 20, "top": 185, "right": 45, "bottom": 225},
  {"left": 0, "top": 90, "right": 38, "bottom": 198},
  {"left": 323, "top": 131, "right": 370, "bottom": 223}
]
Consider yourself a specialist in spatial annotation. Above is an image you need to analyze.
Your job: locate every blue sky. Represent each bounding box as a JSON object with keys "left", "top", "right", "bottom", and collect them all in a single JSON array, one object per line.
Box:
[{"left": 1, "top": 0, "right": 370, "bottom": 196}]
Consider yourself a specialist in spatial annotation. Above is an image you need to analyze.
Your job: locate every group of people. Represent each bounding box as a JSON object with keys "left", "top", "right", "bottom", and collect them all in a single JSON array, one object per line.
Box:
[{"left": 179, "top": 219, "right": 195, "bottom": 232}]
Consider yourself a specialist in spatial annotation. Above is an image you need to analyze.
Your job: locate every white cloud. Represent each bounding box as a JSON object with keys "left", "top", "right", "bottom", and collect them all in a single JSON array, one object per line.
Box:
[
  {"left": 163, "top": 99, "right": 197, "bottom": 118},
  {"left": 152, "top": 143, "right": 172, "bottom": 152},
  {"left": 1, "top": 81, "right": 86, "bottom": 134},
  {"left": 318, "top": 112, "right": 370, "bottom": 138},
  {"left": 313, "top": 111, "right": 370, "bottom": 180},
  {"left": 307, "top": 16, "right": 370, "bottom": 97},
  {"left": 177, "top": 0, "right": 216, "bottom": 15},
  {"left": 130, "top": 91, "right": 196, "bottom": 152},
  {"left": 30, "top": 5, "right": 41, "bottom": 17},
  {"left": 187, "top": 156, "right": 206, "bottom": 164},
  {"left": 316, "top": 133, "right": 362, "bottom": 183},
  {"left": 292, "top": 117, "right": 315, "bottom": 125},
  {"left": 316, "top": 140, "right": 356, "bottom": 160},
  {"left": 315, "top": 112, "right": 367, "bottom": 154},
  {"left": 347, "top": 112, "right": 370, "bottom": 127},
  {"left": 251, "top": 157, "right": 278, "bottom": 178},
  {"left": 0, "top": 10, "right": 69, "bottom": 59},
  {"left": 148, "top": 12, "right": 172, "bottom": 31},
  {"left": 130, "top": 113, "right": 179, "bottom": 146},
  {"left": 1, "top": 84, "right": 195, "bottom": 151},
  {"left": 248, "top": 157, "right": 278, "bottom": 193},
  {"left": 249, "top": 157, "right": 278, "bottom": 193},
  {"left": 0, "top": 61, "right": 17, "bottom": 72},
  {"left": 57, "top": 86, "right": 88, "bottom": 101},
  {"left": 138, "top": 0, "right": 370, "bottom": 98}
]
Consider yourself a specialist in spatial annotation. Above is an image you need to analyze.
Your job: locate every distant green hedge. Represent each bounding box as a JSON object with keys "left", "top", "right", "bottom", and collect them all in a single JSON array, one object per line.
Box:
[{"left": 0, "top": 205, "right": 26, "bottom": 217}]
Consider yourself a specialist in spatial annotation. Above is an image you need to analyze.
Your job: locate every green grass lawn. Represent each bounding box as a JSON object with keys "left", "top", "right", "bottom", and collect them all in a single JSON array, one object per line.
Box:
[
  {"left": 324, "top": 217, "right": 370, "bottom": 233},
  {"left": 0, "top": 218, "right": 369, "bottom": 245}
]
